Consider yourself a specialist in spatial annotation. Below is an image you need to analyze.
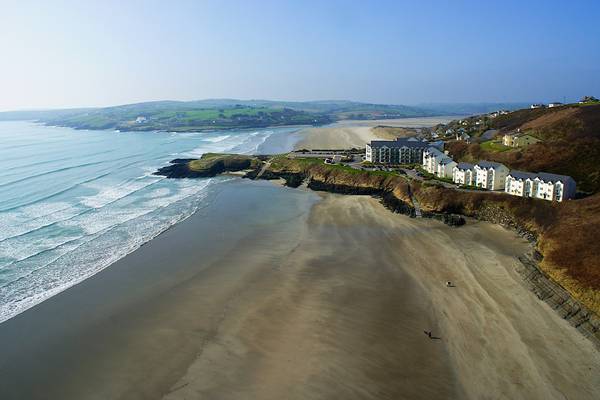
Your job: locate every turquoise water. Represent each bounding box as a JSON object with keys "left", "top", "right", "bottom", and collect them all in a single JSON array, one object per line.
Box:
[{"left": 0, "top": 121, "right": 302, "bottom": 323}]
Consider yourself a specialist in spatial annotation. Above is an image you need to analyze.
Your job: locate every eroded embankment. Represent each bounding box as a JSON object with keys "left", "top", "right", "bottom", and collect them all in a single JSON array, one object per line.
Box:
[{"left": 255, "top": 157, "right": 600, "bottom": 347}]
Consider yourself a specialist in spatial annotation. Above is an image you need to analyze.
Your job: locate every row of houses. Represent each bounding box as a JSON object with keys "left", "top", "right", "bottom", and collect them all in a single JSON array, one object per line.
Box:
[
  {"left": 365, "top": 138, "right": 576, "bottom": 202},
  {"left": 421, "top": 150, "right": 510, "bottom": 191},
  {"left": 452, "top": 161, "right": 509, "bottom": 191},
  {"left": 453, "top": 161, "right": 576, "bottom": 202},
  {"left": 505, "top": 171, "right": 576, "bottom": 202}
]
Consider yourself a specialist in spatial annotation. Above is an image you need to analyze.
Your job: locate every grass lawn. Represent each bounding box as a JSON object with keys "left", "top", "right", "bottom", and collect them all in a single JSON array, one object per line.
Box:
[
  {"left": 480, "top": 140, "right": 511, "bottom": 152},
  {"left": 188, "top": 153, "right": 259, "bottom": 172}
]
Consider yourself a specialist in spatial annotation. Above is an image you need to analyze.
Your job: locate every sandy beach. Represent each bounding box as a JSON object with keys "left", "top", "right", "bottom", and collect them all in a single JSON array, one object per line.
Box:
[
  {"left": 294, "top": 116, "right": 458, "bottom": 150},
  {"left": 1, "top": 178, "right": 599, "bottom": 399}
]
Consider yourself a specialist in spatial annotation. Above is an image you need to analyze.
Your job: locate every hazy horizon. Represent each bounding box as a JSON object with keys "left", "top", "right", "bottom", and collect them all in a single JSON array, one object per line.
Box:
[
  {"left": 1, "top": 98, "right": 535, "bottom": 113},
  {"left": 1, "top": 0, "right": 599, "bottom": 111}
]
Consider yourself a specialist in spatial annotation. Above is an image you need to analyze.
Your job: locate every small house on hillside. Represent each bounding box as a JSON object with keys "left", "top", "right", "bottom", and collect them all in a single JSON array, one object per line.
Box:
[
  {"left": 503, "top": 132, "right": 540, "bottom": 147},
  {"left": 455, "top": 131, "right": 471, "bottom": 143},
  {"left": 530, "top": 104, "right": 545, "bottom": 109},
  {"left": 548, "top": 102, "right": 563, "bottom": 108}
]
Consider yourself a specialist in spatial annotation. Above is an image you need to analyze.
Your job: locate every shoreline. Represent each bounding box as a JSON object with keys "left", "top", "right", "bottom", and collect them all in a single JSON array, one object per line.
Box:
[
  {"left": 1, "top": 179, "right": 599, "bottom": 399},
  {"left": 39, "top": 115, "right": 460, "bottom": 136},
  {"left": 3, "top": 118, "right": 600, "bottom": 399},
  {"left": 252, "top": 153, "right": 600, "bottom": 343},
  {"left": 293, "top": 116, "right": 459, "bottom": 150}
]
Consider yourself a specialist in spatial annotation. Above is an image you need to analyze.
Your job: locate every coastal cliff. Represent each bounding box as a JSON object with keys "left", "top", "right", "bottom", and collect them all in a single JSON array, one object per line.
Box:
[
  {"left": 154, "top": 154, "right": 600, "bottom": 346},
  {"left": 154, "top": 154, "right": 264, "bottom": 178},
  {"left": 256, "top": 156, "right": 600, "bottom": 338}
]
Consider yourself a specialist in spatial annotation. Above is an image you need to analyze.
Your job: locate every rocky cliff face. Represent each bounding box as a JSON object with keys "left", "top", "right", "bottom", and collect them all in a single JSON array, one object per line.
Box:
[
  {"left": 258, "top": 160, "right": 600, "bottom": 345},
  {"left": 155, "top": 155, "right": 261, "bottom": 178},
  {"left": 153, "top": 154, "right": 600, "bottom": 325}
]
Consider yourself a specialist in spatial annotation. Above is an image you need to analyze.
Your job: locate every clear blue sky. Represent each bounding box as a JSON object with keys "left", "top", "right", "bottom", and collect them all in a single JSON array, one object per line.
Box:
[{"left": 1, "top": 0, "right": 599, "bottom": 110}]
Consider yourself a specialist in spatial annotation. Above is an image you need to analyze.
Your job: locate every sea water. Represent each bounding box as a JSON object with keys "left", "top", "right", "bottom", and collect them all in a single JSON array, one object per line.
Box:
[{"left": 0, "top": 121, "right": 302, "bottom": 323}]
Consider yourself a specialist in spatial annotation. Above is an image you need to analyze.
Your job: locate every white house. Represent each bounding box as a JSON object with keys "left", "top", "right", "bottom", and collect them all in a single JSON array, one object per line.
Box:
[
  {"left": 505, "top": 170, "right": 537, "bottom": 197},
  {"left": 436, "top": 157, "right": 457, "bottom": 178},
  {"left": 422, "top": 147, "right": 443, "bottom": 174},
  {"left": 530, "top": 104, "right": 545, "bottom": 109},
  {"left": 423, "top": 147, "right": 456, "bottom": 178},
  {"left": 455, "top": 131, "right": 471, "bottom": 142},
  {"left": 505, "top": 171, "right": 576, "bottom": 202},
  {"left": 473, "top": 161, "right": 509, "bottom": 190},
  {"left": 533, "top": 173, "right": 577, "bottom": 202},
  {"left": 135, "top": 116, "right": 147, "bottom": 123},
  {"left": 452, "top": 162, "right": 475, "bottom": 186},
  {"left": 548, "top": 102, "right": 563, "bottom": 108}
]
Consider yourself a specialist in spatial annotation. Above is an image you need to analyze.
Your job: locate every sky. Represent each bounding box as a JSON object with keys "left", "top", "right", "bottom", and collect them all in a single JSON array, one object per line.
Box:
[{"left": 1, "top": 0, "right": 599, "bottom": 111}]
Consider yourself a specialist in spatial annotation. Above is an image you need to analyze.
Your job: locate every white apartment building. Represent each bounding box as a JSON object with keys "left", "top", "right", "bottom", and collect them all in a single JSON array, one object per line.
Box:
[
  {"left": 505, "top": 171, "right": 576, "bottom": 202},
  {"left": 423, "top": 147, "right": 456, "bottom": 178},
  {"left": 436, "top": 157, "right": 457, "bottom": 178},
  {"left": 473, "top": 161, "right": 509, "bottom": 190},
  {"left": 452, "top": 162, "right": 475, "bottom": 186}
]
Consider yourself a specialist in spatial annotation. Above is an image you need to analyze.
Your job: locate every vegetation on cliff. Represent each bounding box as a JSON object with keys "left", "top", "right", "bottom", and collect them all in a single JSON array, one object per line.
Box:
[
  {"left": 153, "top": 151, "right": 600, "bottom": 316},
  {"left": 154, "top": 153, "right": 262, "bottom": 178},
  {"left": 0, "top": 99, "right": 443, "bottom": 132},
  {"left": 264, "top": 156, "right": 600, "bottom": 316},
  {"left": 445, "top": 103, "right": 600, "bottom": 193}
]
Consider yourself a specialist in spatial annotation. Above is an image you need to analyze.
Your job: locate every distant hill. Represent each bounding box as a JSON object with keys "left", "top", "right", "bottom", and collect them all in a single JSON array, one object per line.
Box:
[
  {"left": 416, "top": 102, "right": 529, "bottom": 115},
  {"left": 0, "top": 99, "right": 440, "bottom": 132},
  {"left": 0, "top": 108, "right": 92, "bottom": 121},
  {"left": 444, "top": 103, "right": 600, "bottom": 193}
]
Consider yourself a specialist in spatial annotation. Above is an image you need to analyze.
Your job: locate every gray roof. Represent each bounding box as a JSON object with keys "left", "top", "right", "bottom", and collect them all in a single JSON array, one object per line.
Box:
[
  {"left": 456, "top": 162, "right": 474, "bottom": 170},
  {"left": 369, "top": 138, "right": 429, "bottom": 149},
  {"left": 476, "top": 160, "right": 506, "bottom": 169},
  {"left": 425, "top": 146, "right": 445, "bottom": 156},
  {"left": 438, "top": 157, "right": 455, "bottom": 165},
  {"left": 508, "top": 170, "right": 537, "bottom": 180},
  {"left": 480, "top": 129, "right": 498, "bottom": 140},
  {"left": 508, "top": 170, "right": 574, "bottom": 184},
  {"left": 536, "top": 172, "right": 574, "bottom": 184}
]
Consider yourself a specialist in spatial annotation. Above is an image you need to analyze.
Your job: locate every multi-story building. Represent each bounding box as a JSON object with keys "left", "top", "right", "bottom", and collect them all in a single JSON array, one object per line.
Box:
[
  {"left": 452, "top": 162, "right": 475, "bottom": 186},
  {"left": 423, "top": 147, "right": 456, "bottom": 178},
  {"left": 365, "top": 138, "right": 433, "bottom": 164},
  {"left": 473, "top": 161, "right": 509, "bottom": 190},
  {"left": 505, "top": 171, "right": 576, "bottom": 202}
]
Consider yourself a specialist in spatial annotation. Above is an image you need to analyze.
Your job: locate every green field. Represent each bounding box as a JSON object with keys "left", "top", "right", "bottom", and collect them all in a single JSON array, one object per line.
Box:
[
  {"left": 12, "top": 99, "right": 441, "bottom": 132},
  {"left": 480, "top": 140, "right": 511, "bottom": 152}
]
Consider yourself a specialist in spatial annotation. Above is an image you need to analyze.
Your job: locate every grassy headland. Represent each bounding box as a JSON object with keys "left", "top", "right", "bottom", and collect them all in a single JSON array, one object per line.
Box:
[
  {"left": 1, "top": 99, "right": 442, "bottom": 132},
  {"left": 154, "top": 153, "right": 263, "bottom": 178}
]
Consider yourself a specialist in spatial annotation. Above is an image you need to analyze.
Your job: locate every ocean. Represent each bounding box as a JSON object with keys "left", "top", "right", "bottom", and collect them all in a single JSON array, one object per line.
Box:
[{"left": 0, "top": 121, "right": 302, "bottom": 323}]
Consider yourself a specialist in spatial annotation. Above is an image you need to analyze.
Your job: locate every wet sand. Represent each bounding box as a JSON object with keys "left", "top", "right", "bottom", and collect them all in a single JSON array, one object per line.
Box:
[
  {"left": 294, "top": 116, "right": 458, "bottom": 150},
  {"left": 1, "top": 182, "right": 599, "bottom": 399}
]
